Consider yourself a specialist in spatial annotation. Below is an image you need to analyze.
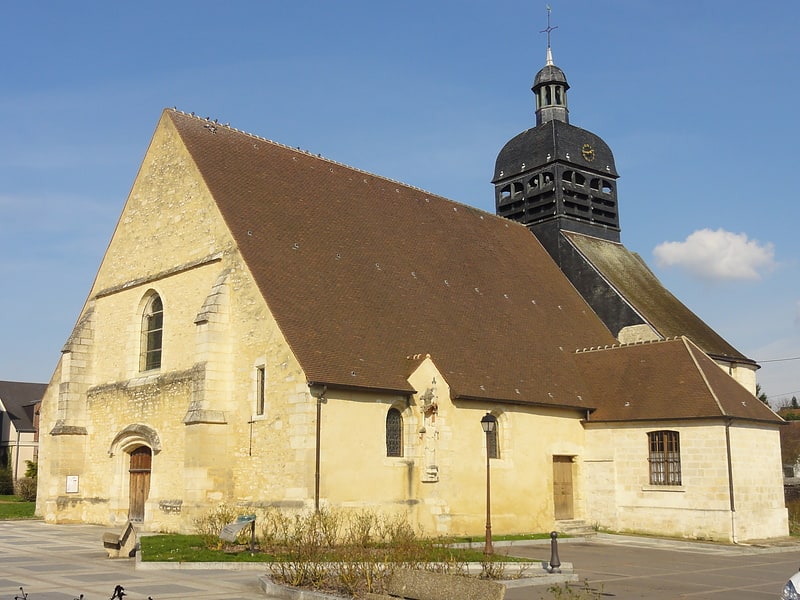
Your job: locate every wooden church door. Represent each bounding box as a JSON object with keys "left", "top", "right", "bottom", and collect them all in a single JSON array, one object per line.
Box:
[
  {"left": 552, "top": 455, "right": 574, "bottom": 520},
  {"left": 128, "top": 446, "right": 152, "bottom": 522}
]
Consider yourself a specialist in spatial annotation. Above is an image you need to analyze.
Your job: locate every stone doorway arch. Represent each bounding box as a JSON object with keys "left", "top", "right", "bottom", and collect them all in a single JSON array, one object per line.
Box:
[{"left": 108, "top": 424, "right": 161, "bottom": 523}]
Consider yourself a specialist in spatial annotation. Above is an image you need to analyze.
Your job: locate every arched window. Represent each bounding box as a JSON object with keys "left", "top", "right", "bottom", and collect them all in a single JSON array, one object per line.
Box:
[
  {"left": 386, "top": 408, "right": 403, "bottom": 457},
  {"left": 140, "top": 293, "right": 163, "bottom": 372},
  {"left": 648, "top": 430, "right": 681, "bottom": 485}
]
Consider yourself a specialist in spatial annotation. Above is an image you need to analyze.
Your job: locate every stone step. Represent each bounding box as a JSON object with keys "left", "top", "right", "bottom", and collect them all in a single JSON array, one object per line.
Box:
[{"left": 555, "top": 519, "right": 597, "bottom": 537}]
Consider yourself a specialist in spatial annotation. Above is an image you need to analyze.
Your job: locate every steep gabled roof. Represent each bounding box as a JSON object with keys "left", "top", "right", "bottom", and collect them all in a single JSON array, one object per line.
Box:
[
  {"left": 563, "top": 231, "right": 750, "bottom": 363},
  {"left": 0, "top": 380, "right": 46, "bottom": 433},
  {"left": 575, "top": 338, "right": 780, "bottom": 423},
  {"left": 165, "top": 109, "right": 617, "bottom": 408},
  {"left": 154, "top": 109, "right": 772, "bottom": 424}
]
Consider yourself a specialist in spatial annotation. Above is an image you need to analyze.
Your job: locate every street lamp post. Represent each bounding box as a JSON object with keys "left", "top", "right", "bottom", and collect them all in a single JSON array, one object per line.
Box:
[{"left": 480, "top": 412, "right": 496, "bottom": 555}]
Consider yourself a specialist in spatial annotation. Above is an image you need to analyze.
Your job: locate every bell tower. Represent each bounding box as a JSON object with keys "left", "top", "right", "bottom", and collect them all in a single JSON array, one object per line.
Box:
[{"left": 493, "top": 11, "right": 620, "bottom": 253}]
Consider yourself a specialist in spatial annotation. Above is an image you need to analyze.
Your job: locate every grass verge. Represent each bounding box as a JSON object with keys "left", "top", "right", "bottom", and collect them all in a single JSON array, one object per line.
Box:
[
  {"left": 140, "top": 533, "right": 540, "bottom": 563},
  {"left": 0, "top": 495, "right": 36, "bottom": 520}
]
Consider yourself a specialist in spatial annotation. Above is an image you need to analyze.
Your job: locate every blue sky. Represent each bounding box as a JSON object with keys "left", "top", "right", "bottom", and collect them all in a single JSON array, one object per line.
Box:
[{"left": 2, "top": 1, "right": 798, "bottom": 405}]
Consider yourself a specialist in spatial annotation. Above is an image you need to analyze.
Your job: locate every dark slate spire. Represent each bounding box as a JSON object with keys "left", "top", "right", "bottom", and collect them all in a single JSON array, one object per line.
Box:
[
  {"left": 493, "top": 9, "right": 620, "bottom": 244},
  {"left": 533, "top": 11, "right": 569, "bottom": 126}
]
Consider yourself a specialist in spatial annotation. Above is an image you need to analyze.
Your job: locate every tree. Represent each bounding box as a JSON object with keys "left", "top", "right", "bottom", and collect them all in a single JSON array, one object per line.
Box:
[
  {"left": 0, "top": 450, "right": 12, "bottom": 495},
  {"left": 756, "top": 383, "right": 769, "bottom": 405},
  {"left": 793, "top": 396, "right": 799, "bottom": 409},
  {"left": 781, "top": 422, "right": 800, "bottom": 469}
]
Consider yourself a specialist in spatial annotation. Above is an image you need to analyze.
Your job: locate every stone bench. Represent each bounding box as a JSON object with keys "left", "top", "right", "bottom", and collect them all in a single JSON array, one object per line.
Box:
[
  {"left": 366, "top": 568, "right": 505, "bottom": 600},
  {"left": 102, "top": 521, "right": 137, "bottom": 558}
]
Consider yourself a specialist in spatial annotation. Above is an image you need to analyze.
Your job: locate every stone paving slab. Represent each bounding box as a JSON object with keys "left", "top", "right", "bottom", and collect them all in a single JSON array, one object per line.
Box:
[{"left": 0, "top": 520, "right": 268, "bottom": 600}]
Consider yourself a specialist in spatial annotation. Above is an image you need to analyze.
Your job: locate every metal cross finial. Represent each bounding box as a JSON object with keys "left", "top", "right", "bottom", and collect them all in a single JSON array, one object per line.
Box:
[{"left": 540, "top": 4, "right": 558, "bottom": 50}]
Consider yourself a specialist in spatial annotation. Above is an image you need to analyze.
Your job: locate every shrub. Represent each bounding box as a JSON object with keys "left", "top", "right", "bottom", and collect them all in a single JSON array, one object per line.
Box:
[
  {"left": 193, "top": 502, "right": 239, "bottom": 549},
  {"left": 14, "top": 477, "right": 37, "bottom": 502},
  {"left": 191, "top": 503, "right": 505, "bottom": 597},
  {"left": 0, "top": 465, "right": 13, "bottom": 495}
]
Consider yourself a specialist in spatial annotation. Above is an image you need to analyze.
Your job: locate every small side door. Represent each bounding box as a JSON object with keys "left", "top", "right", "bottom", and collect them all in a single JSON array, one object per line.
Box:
[
  {"left": 128, "top": 446, "right": 152, "bottom": 522},
  {"left": 553, "top": 455, "right": 574, "bottom": 520}
]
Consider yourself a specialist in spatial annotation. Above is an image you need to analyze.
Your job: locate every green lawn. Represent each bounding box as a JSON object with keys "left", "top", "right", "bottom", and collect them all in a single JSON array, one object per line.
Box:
[
  {"left": 0, "top": 495, "right": 37, "bottom": 519},
  {"left": 140, "top": 534, "right": 540, "bottom": 563},
  {"left": 141, "top": 535, "right": 277, "bottom": 562}
]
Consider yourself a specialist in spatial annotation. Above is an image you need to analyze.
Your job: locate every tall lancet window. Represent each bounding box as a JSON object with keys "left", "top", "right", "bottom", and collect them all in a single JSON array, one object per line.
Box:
[
  {"left": 386, "top": 408, "right": 403, "bottom": 457},
  {"left": 140, "top": 293, "right": 163, "bottom": 372}
]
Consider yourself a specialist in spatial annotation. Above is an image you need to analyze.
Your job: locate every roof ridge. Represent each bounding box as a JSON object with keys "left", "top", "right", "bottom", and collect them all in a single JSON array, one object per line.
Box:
[
  {"left": 166, "top": 107, "right": 482, "bottom": 210},
  {"left": 574, "top": 335, "right": 684, "bottom": 353},
  {"left": 682, "top": 337, "right": 727, "bottom": 415},
  {"left": 562, "top": 230, "right": 623, "bottom": 246}
]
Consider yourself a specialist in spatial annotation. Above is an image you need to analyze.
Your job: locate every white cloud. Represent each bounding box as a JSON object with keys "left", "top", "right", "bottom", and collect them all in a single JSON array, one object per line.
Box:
[{"left": 653, "top": 228, "right": 775, "bottom": 281}]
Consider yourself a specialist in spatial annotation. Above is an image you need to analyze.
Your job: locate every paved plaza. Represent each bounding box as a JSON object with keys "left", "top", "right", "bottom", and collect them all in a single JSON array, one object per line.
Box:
[
  {"left": 3, "top": 520, "right": 800, "bottom": 599},
  {"left": 505, "top": 534, "right": 800, "bottom": 599},
  {"left": 0, "top": 520, "right": 266, "bottom": 600}
]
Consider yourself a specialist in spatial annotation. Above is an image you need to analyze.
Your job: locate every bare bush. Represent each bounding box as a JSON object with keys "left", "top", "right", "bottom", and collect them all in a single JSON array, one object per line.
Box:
[
  {"left": 14, "top": 477, "right": 37, "bottom": 502},
  {"left": 192, "top": 503, "right": 501, "bottom": 596},
  {"left": 193, "top": 503, "right": 239, "bottom": 549}
]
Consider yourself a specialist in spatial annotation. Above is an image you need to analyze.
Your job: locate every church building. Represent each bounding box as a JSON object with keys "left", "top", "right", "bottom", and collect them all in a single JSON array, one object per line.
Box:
[{"left": 36, "top": 40, "right": 787, "bottom": 542}]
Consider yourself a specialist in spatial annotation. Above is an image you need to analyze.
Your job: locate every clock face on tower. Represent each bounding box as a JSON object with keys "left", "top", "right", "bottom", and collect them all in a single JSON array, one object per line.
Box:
[{"left": 581, "top": 143, "right": 595, "bottom": 162}]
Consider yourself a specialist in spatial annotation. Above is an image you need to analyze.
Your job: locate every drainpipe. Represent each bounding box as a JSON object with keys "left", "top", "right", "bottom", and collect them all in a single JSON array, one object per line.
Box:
[
  {"left": 725, "top": 418, "right": 738, "bottom": 543},
  {"left": 14, "top": 430, "right": 21, "bottom": 481},
  {"left": 309, "top": 384, "right": 327, "bottom": 512}
]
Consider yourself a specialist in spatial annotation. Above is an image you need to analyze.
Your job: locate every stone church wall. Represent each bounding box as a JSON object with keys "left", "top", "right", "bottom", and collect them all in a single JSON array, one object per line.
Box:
[
  {"left": 312, "top": 358, "right": 591, "bottom": 538},
  {"left": 727, "top": 423, "right": 789, "bottom": 540},
  {"left": 583, "top": 420, "right": 788, "bottom": 541},
  {"left": 37, "top": 114, "right": 318, "bottom": 531}
]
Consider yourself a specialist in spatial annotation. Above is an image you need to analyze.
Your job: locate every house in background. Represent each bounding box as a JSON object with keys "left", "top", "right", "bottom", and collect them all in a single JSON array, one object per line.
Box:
[
  {"left": 777, "top": 408, "right": 800, "bottom": 477},
  {"left": 36, "top": 45, "right": 788, "bottom": 542},
  {"left": 0, "top": 381, "right": 46, "bottom": 480}
]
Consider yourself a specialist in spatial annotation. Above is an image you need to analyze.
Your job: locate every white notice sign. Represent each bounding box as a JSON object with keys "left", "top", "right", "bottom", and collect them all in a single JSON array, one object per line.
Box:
[{"left": 66, "top": 475, "right": 79, "bottom": 493}]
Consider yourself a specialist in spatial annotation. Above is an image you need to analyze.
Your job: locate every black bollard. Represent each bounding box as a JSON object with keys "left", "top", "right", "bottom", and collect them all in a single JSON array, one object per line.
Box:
[
  {"left": 549, "top": 530, "right": 561, "bottom": 573},
  {"left": 249, "top": 519, "right": 256, "bottom": 552}
]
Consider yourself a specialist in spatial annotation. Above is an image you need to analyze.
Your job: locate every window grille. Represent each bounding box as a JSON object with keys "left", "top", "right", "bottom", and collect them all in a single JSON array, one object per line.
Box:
[
  {"left": 648, "top": 430, "right": 681, "bottom": 485},
  {"left": 140, "top": 294, "right": 163, "bottom": 372},
  {"left": 386, "top": 408, "right": 403, "bottom": 457}
]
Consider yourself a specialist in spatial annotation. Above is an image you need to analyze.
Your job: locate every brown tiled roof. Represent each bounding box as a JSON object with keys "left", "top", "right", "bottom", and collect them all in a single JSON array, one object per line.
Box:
[
  {"left": 576, "top": 338, "right": 780, "bottom": 423},
  {"left": 562, "top": 231, "right": 750, "bottom": 363},
  {"left": 163, "top": 110, "right": 771, "bottom": 424},
  {"left": 167, "top": 110, "right": 617, "bottom": 408},
  {"left": 0, "top": 380, "right": 47, "bottom": 432}
]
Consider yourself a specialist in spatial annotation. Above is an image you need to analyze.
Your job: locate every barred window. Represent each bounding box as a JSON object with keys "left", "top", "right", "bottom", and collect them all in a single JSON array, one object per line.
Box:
[
  {"left": 386, "top": 408, "right": 403, "bottom": 457},
  {"left": 648, "top": 430, "right": 681, "bottom": 485},
  {"left": 140, "top": 294, "right": 163, "bottom": 372}
]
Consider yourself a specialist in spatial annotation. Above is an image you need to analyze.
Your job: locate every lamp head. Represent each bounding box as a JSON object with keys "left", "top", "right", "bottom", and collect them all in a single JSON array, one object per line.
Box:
[{"left": 481, "top": 412, "right": 496, "bottom": 433}]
